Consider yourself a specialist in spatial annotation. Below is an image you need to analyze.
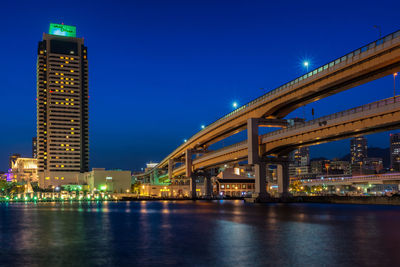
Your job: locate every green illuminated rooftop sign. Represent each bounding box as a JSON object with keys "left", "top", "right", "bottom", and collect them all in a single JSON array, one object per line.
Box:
[{"left": 49, "top": 23, "right": 76, "bottom": 37}]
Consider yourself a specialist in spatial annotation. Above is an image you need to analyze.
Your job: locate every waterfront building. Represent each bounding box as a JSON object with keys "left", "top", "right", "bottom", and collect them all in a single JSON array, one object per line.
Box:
[
  {"left": 214, "top": 168, "right": 255, "bottom": 197},
  {"left": 10, "top": 158, "right": 38, "bottom": 183},
  {"left": 37, "top": 23, "right": 89, "bottom": 188},
  {"left": 390, "top": 133, "right": 400, "bottom": 171},
  {"left": 214, "top": 178, "right": 255, "bottom": 197},
  {"left": 139, "top": 184, "right": 192, "bottom": 198},
  {"left": 83, "top": 168, "right": 131, "bottom": 193},
  {"left": 9, "top": 153, "right": 21, "bottom": 169}
]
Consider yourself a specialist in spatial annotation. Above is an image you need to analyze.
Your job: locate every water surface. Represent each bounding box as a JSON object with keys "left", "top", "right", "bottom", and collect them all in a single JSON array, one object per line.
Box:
[{"left": 1, "top": 201, "right": 400, "bottom": 266}]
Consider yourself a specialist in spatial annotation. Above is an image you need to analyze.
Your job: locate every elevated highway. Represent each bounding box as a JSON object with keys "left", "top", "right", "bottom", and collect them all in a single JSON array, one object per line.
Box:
[
  {"left": 138, "top": 29, "right": 400, "bottom": 199},
  {"left": 156, "top": 29, "right": 400, "bottom": 170},
  {"left": 169, "top": 96, "right": 400, "bottom": 176}
]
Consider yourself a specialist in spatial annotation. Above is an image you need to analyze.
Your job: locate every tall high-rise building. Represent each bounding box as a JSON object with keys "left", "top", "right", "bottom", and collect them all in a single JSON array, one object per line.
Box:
[
  {"left": 350, "top": 136, "right": 367, "bottom": 164},
  {"left": 32, "top": 137, "right": 38, "bottom": 158},
  {"left": 390, "top": 133, "right": 400, "bottom": 171},
  {"left": 350, "top": 136, "right": 368, "bottom": 175},
  {"left": 37, "top": 23, "right": 89, "bottom": 188}
]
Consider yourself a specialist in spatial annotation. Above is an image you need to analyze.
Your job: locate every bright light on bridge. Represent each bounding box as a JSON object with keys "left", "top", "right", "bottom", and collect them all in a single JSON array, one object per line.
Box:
[
  {"left": 233, "top": 102, "right": 238, "bottom": 108},
  {"left": 184, "top": 139, "right": 187, "bottom": 143},
  {"left": 201, "top": 125, "right": 205, "bottom": 129},
  {"left": 303, "top": 61, "right": 309, "bottom": 67}
]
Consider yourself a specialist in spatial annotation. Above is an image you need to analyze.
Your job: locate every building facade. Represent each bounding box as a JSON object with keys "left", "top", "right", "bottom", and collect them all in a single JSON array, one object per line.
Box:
[
  {"left": 9, "top": 153, "right": 21, "bottom": 169},
  {"left": 390, "top": 133, "right": 400, "bottom": 171},
  {"left": 32, "top": 137, "right": 38, "bottom": 158},
  {"left": 37, "top": 24, "right": 89, "bottom": 188},
  {"left": 10, "top": 158, "right": 38, "bottom": 183},
  {"left": 83, "top": 169, "right": 132, "bottom": 193},
  {"left": 350, "top": 136, "right": 367, "bottom": 164}
]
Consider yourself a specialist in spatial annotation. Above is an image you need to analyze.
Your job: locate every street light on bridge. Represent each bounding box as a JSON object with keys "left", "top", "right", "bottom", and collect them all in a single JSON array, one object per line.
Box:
[
  {"left": 201, "top": 125, "right": 205, "bottom": 129},
  {"left": 233, "top": 102, "right": 238, "bottom": 108},
  {"left": 303, "top": 61, "right": 309, "bottom": 73}
]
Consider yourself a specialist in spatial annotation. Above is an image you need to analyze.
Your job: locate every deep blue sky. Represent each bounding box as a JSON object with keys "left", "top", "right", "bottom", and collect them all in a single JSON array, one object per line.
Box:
[{"left": 0, "top": 0, "right": 399, "bottom": 172}]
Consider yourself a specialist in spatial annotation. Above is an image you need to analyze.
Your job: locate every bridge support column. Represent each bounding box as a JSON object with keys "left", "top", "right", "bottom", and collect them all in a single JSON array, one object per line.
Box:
[
  {"left": 168, "top": 159, "right": 173, "bottom": 181},
  {"left": 247, "top": 118, "right": 269, "bottom": 200},
  {"left": 185, "top": 149, "right": 196, "bottom": 199},
  {"left": 254, "top": 161, "right": 268, "bottom": 200},
  {"left": 277, "top": 160, "right": 291, "bottom": 198}
]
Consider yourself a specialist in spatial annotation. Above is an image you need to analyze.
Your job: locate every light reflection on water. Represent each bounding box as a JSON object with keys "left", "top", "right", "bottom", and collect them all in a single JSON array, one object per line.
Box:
[{"left": 1, "top": 201, "right": 400, "bottom": 266}]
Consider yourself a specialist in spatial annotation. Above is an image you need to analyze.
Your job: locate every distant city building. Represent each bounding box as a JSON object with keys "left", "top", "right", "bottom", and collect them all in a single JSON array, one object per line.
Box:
[
  {"left": 350, "top": 136, "right": 368, "bottom": 164},
  {"left": 329, "top": 159, "right": 351, "bottom": 175},
  {"left": 9, "top": 153, "right": 21, "bottom": 169},
  {"left": 83, "top": 168, "right": 132, "bottom": 193},
  {"left": 10, "top": 158, "right": 38, "bottom": 183},
  {"left": 37, "top": 23, "right": 89, "bottom": 188},
  {"left": 310, "top": 159, "right": 350, "bottom": 176},
  {"left": 289, "top": 146, "right": 310, "bottom": 177},
  {"left": 32, "top": 137, "right": 38, "bottom": 158},
  {"left": 390, "top": 133, "right": 400, "bottom": 171},
  {"left": 350, "top": 136, "right": 368, "bottom": 175},
  {"left": 363, "top": 157, "right": 383, "bottom": 174},
  {"left": 291, "top": 146, "right": 310, "bottom": 166}
]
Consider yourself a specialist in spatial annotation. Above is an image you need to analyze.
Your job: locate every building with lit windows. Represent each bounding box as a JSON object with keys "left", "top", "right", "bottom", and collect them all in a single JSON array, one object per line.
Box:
[
  {"left": 32, "top": 137, "right": 38, "bottom": 158},
  {"left": 37, "top": 23, "right": 89, "bottom": 188},
  {"left": 289, "top": 146, "right": 310, "bottom": 177},
  {"left": 350, "top": 136, "right": 367, "bottom": 164},
  {"left": 10, "top": 158, "right": 38, "bottom": 183},
  {"left": 9, "top": 153, "right": 21, "bottom": 169},
  {"left": 390, "top": 133, "right": 400, "bottom": 171},
  {"left": 350, "top": 136, "right": 368, "bottom": 175}
]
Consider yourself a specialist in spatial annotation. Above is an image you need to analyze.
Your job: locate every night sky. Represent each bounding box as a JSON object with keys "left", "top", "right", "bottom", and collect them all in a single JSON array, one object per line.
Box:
[{"left": 1, "top": 0, "right": 400, "bottom": 172}]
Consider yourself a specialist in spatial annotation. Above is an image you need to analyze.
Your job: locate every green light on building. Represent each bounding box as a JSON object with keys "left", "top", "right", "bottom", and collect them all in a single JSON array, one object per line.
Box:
[{"left": 49, "top": 23, "right": 76, "bottom": 37}]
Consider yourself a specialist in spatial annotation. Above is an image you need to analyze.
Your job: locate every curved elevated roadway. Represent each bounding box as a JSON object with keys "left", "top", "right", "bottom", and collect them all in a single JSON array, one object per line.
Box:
[
  {"left": 169, "top": 96, "right": 400, "bottom": 176},
  {"left": 155, "top": 29, "right": 400, "bottom": 171}
]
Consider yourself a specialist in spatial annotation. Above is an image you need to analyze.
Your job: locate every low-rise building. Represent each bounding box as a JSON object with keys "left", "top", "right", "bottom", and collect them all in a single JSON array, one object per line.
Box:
[
  {"left": 213, "top": 168, "right": 255, "bottom": 197},
  {"left": 214, "top": 178, "right": 255, "bottom": 197},
  {"left": 139, "top": 184, "right": 192, "bottom": 198},
  {"left": 10, "top": 158, "right": 38, "bottom": 183},
  {"left": 83, "top": 168, "right": 131, "bottom": 193}
]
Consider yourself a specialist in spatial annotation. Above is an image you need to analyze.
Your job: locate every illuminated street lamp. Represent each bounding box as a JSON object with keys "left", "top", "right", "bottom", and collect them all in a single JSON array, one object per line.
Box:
[
  {"left": 201, "top": 125, "right": 205, "bottom": 129},
  {"left": 184, "top": 139, "right": 187, "bottom": 143},
  {"left": 233, "top": 102, "right": 238, "bottom": 108},
  {"left": 303, "top": 61, "right": 309, "bottom": 73},
  {"left": 394, "top": 72, "right": 398, "bottom": 102}
]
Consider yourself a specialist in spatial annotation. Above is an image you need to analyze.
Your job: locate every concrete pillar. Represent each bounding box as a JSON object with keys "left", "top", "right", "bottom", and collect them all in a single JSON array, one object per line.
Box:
[
  {"left": 247, "top": 118, "right": 259, "bottom": 165},
  {"left": 205, "top": 176, "right": 212, "bottom": 198},
  {"left": 277, "top": 161, "right": 290, "bottom": 197},
  {"left": 185, "top": 149, "right": 196, "bottom": 199},
  {"left": 254, "top": 161, "right": 268, "bottom": 199},
  {"left": 168, "top": 159, "right": 173, "bottom": 181}
]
